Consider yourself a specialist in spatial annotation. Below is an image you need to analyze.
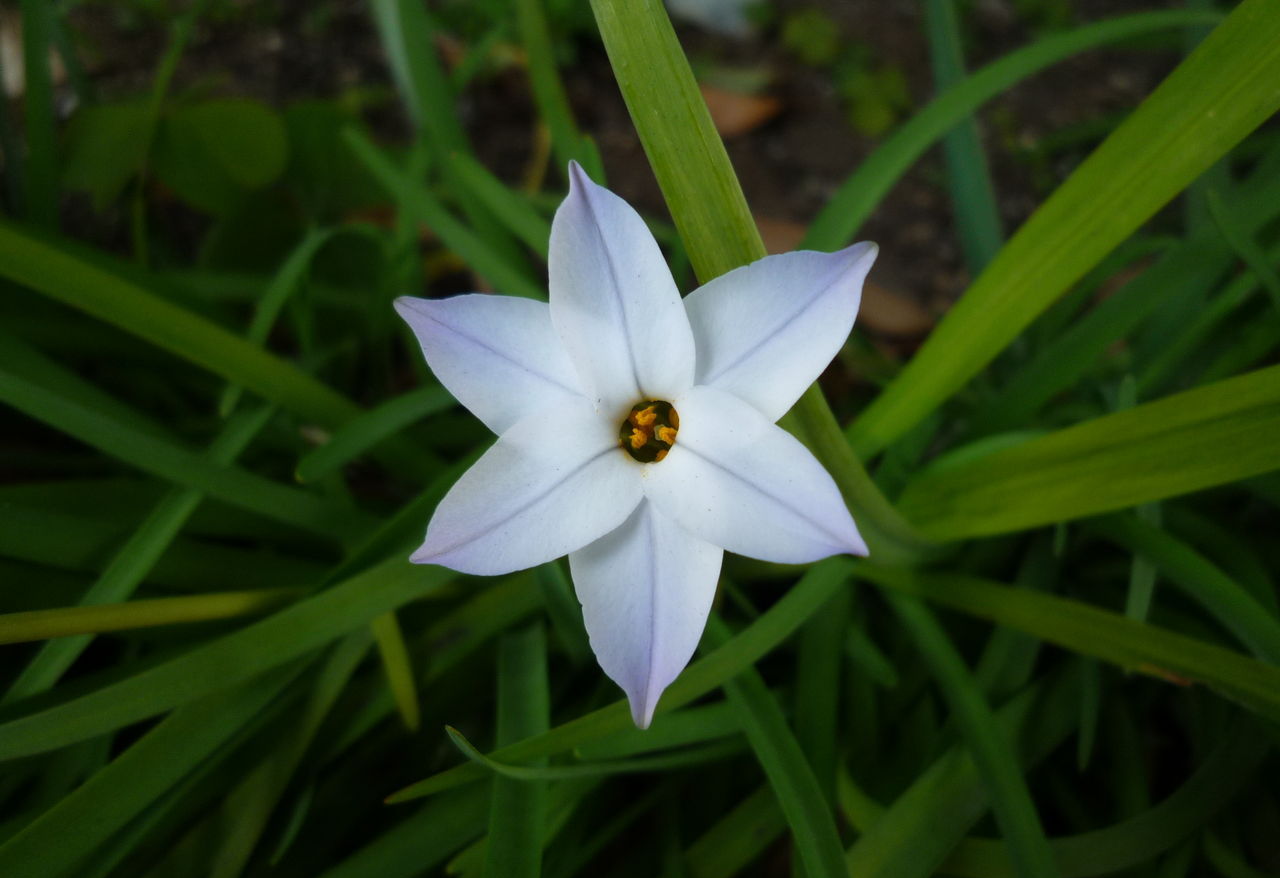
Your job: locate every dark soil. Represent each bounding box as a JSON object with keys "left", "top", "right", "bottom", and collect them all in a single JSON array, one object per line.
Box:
[{"left": 65, "top": 0, "right": 1189, "bottom": 310}]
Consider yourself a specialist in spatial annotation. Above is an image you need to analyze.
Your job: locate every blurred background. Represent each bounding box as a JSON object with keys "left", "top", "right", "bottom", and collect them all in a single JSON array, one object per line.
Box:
[
  {"left": 3, "top": 2, "right": 1278, "bottom": 877},
  {"left": 4, "top": 0, "right": 1199, "bottom": 401}
]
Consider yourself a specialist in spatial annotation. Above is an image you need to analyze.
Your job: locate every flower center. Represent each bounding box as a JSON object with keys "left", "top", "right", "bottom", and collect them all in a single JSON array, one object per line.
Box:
[{"left": 619, "top": 400, "right": 679, "bottom": 463}]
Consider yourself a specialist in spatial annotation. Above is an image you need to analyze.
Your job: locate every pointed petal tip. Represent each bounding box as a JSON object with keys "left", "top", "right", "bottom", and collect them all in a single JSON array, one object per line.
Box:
[
  {"left": 841, "top": 517, "right": 871, "bottom": 558},
  {"left": 392, "top": 295, "right": 430, "bottom": 322},
  {"left": 567, "top": 159, "right": 592, "bottom": 192},
  {"left": 628, "top": 691, "right": 657, "bottom": 730},
  {"left": 840, "top": 239, "right": 879, "bottom": 269},
  {"left": 407, "top": 545, "right": 438, "bottom": 565}
]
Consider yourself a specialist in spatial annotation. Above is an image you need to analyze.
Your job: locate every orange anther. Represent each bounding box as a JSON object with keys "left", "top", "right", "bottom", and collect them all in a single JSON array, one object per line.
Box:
[
  {"left": 655, "top": 425, "right": 677, "bottom": 445},
  {"left": 630, "top": 405, "right": 658, "bottom": 427},
  {"left": 654, "top": 449, "right": 668, "bottom": 462},
  {"left": 629, "top": 427, "right": 650, "bottom": 450}
]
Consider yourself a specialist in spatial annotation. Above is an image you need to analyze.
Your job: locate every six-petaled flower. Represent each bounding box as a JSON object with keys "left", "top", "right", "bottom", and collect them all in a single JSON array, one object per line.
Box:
[{"left": 396, "top": 162, "right": 875, "bottom": 728}]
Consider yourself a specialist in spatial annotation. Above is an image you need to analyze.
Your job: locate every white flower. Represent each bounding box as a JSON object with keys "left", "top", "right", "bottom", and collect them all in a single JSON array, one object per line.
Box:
[{"left": 396, "top": 162, "right": 875, "bottom": 728}]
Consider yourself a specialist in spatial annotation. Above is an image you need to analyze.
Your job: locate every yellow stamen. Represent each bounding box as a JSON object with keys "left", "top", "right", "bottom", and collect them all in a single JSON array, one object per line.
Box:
[
  {"left": 655, "top": 425, "right": 677, "bottom": 445},
  {"left": 629, "top": 427, "right": 650, "bottom": 450},
  {"left": 630, "top": 405, "right": 658, "bottom": 427},
  {"left": 669, "top": 409, "right": 679, "bottom": 429},
  {"left": 654, "top": 449, "right": 668, "bottom": 462}
]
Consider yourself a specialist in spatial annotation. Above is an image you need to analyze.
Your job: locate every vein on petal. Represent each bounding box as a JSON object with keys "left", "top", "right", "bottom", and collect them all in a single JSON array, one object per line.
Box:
[
  {"left": 407, "top": 301, "right": 583, "bottom": 399},
  {"left": 635, "top": 502, "right": 659, "bottom": 727},
  {"left": 418, "top": 444, "right": 617, "bottom": 560},
  {"left": 700, "top": 258, "right": 851, "bottom": 388},
  {"left": 572, "top": 168, "right": 644, "bottom": 400},
  {"left": 679, "top": 443, "right": 854, "bottom": 552}
]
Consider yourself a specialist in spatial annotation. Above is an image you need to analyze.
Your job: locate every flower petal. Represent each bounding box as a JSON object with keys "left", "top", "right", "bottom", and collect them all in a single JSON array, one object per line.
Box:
[
  {"left": 411, "top": 399, "right": 642, "bottom": 575},
  {"left": 569, "top": 499, "right": 723, "bottom": 728},
  {"left": 394, "top": 294, "right": 584, "bottom": 435},
  {"left": 646, "top": 385, "right": 867, "bottom": 563},
  {"left": 683, "top": 242, "right": 877, "bottom": 421},
  {"left": 548, "top": 162, "right": 695, "bottom": 412}
]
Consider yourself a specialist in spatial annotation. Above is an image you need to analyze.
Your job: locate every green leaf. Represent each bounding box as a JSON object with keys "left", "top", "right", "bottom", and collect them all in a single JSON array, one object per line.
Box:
[
  {"left": 0, "top": 224, "right": 355, "bottom": 427},
  {"left": 794, "top": 587, "right": 848, "bottom": 805},
  {"left": 969, "top": 171, "right": 1280, "bottom": 436},
  {"left": 516, "top": 0, "right": 602, "bottom": 180},
  {"left": 897, "top": 366, "right": 1280, "bottom": 540},
  {"left": 386, "top": 559, "right": 852, "bottom": 802},
  {"left": 446, "top": 152, "right": 552, "bottom": 259},
  {"left": 707, "top": 614, "right": 851, "bottom": 878},
  {"left": 844, "top": 673, "right": 1078, "bottom": 878},
  {"left": 803, "top": 10, "right": 1222, "bottom": 252},
  {"left": 1086, "top": 515, "right": 1280, "bottom": 663},
  {"left": 316, "top": 786, "right": 489, "bottom": 878},
  {"left": 0, "top": 588, "right": 304, "bottom": 644},
  {"left": 3, "top": 404, "right": 273, "bottom": 703},
  {"left": 0, "top": 664, "right": 303, "bottom": 878},
  {"left": 684, "top": 785, "right": 785, "bottom": 878},
  {"left": 589, "top": 0, "right": 763, "bottom": 282},
  {"left": 61, "top": 101, "right": 149, "bottom": 210},
  {"left": 924, "top": 0, "right": 1003, "bottom": 273},
  {"left": 367, "top": 0, "right": 466, "bottom": 151},
  {"left": 446, "top": 726, "right": 739, "bottom": 782},
  {"left": 0, "top": 368, "right": 375, "bottom": 541},
  {"left": 938, "top": 720, "right": 1270, "bottom": 877},
  {"left": 371, "top": 611, "right": 421, "bottom": 732},
  {"left": 210, "top": 633, "right": 372, "bottom": 878},
  {"left": 589, "top": 0, "right": 933, "bottom": 563},
  {"left": 20, "top": 0, "right": 58, "bottom": 229},
  {"left": 344, "top": 128, "right": 545, "bottom": 301},
  {"left": 858, "top": 564, "right": 1280, "bottom": 724},
  {"left": 295, "top": 386, "right": 454, "bottom": 483},
  {"left": 0, "top": 557, "right": 453, "bottom": 761},
  {"left": 850, "top": 0, "right": 1280, "bottom": 456},
  {"left": 1206, "top": 187, "right": 1280, "bottom": 314},
  {"left": 484, "top": 623, "right": 550, "bottom": 878},
  {"left": 219, "top": 227, "right": 342, "bottom": 418},
  {"left": 886, "top": 594, "right": 1058, "bottom": 878},
  {"left": 153, "top": 99, "right": 289, "bottom": 214}
]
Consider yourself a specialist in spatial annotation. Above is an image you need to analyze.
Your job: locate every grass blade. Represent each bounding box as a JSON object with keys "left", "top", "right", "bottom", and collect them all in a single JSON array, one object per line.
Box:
[
  {"left": 386, "top": 558, "right": 853, "bottom": 802},
  {"left": 0, "top": 226, "right": 430, "bottom": 485},
  {"left": 0, "top": 589, "right": 304, "bottom": 644},
  {"left": 484, "top": 624, "right": 549, "bottom": 878},
  {"left": 707, "top": 613, "right": 851, "bottom": 878},
  {"left": 316, "top": 786, "right": 489, "bottom": 878},
  {"left": 0, "top": 558, "right": 453, "bottom": 761},
  {"left": 849, "top": 0, "right": 1280, "bottom": 457},
  {"left": 589, "top": 0, "right": 763, "bottom": 282},
  {"left": 19, "top": 0, "right": 57, "bottom": 229},
  {"left": 0, "top": 367, "right": 375, "bottom": 540},
  {"left": 1086, "top": 515, "right": 1280, "bottom": 663},
  {"left": 219, "top": 227, "right": 343, "bottom": 417},
  {"left": 3, "top": 404, "right": 274, "bottom": 704},
  {"left": 210, "top": 632, "right": 372, "bottom": 878},
  {"left": 345, "top": 128, "right": 545, "bottom": 301},
  {"left": 296, "top": 386, "right": 453, "bottom": 483},
  {"left": 898, "top": 365, "right": 1280, "bottom": 540},
  {"left": 516, "top": 0, "right": 602, "bottom": 181},
  {"left": 1206, "top": 187, "right": 1280, "bottom": 314},
  {"left": 447, "top": 152, "right": 552, "bottom": 258},
  {"left": 0, "top": 663, "right": 303, "bottom": 878},
  {"left": 803, "top": 10, "right": 1221, "bottom": 252},
  {"left": 858, "top": 564, "right": 1280, "bottom": 724},
  {"left": 886, "top": 594, "right": 1058, "bottom": 878},
  {"left": 371, "top": 611, "right": 421, "bottom": 732},
  {"left": 845, "top": 673, "right": 1078, "bottom": 878},
  {"left": 924, "top": 0, "right": 1003, "bottom": 272}
]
